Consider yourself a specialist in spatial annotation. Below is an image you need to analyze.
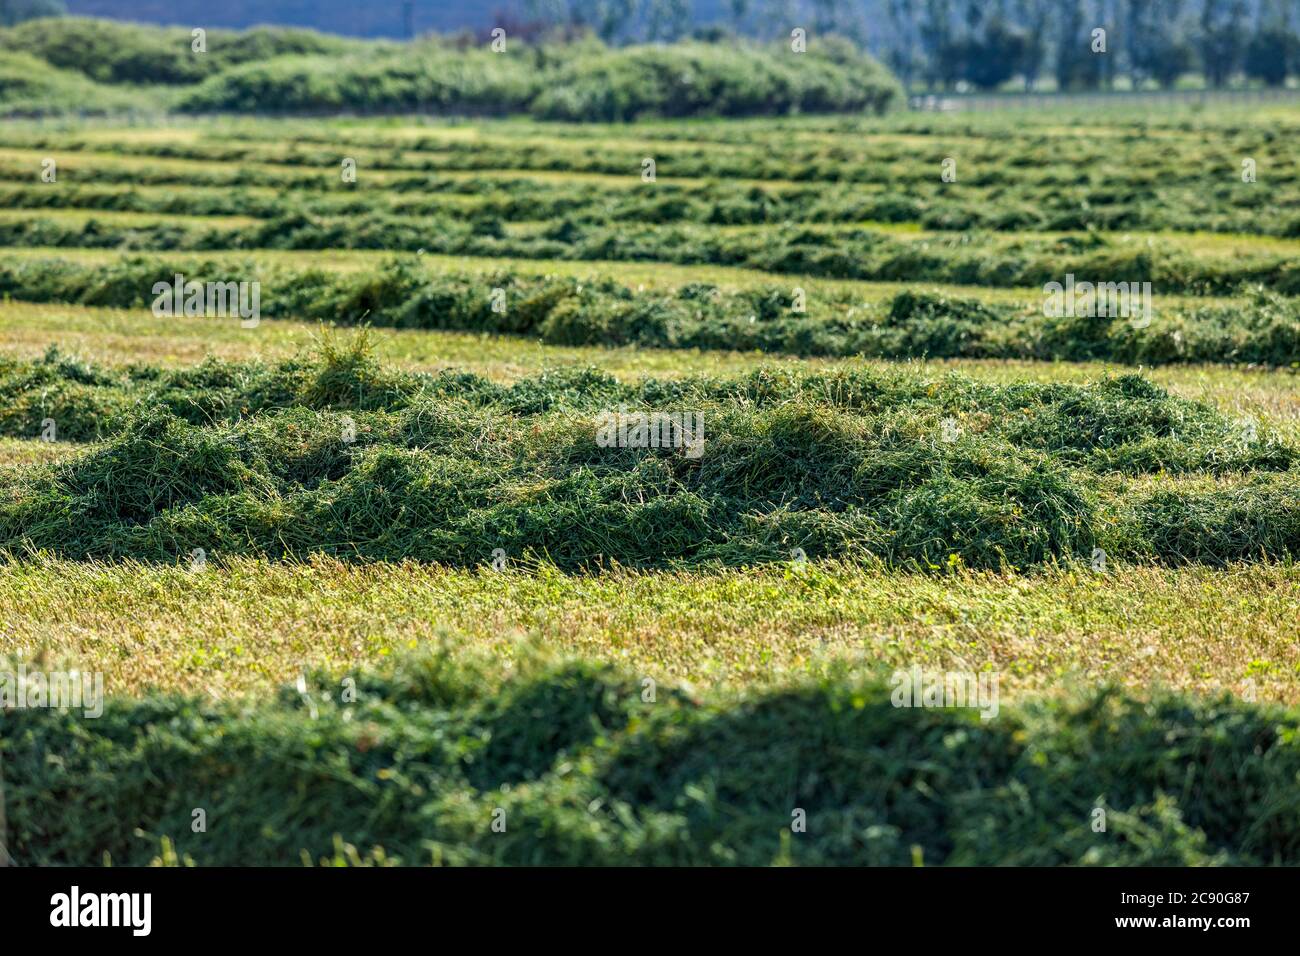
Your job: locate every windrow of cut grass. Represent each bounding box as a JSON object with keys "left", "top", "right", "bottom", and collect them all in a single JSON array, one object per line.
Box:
[
  {"left": 5, "top": 648, "right": 1300, "bottom": 865},
  {"left": 7, "top": 171, "right": 1295, "bottom": 240},
  {"left": 0, "top": 338, "right": 1295, "bottom": 570},
  {"left": 16, "top": 117, "right": 1298, "bottom": 197},
  {"left": 2, "top": 214, "right": 1298, "bottom": 296},
  {"left": 3, "top": 256, "right": 1298, "bottom": 366},
  {"left": 46, "top": 220, "right": 1300, "bottom": 297},
  {"left": 6, "top": 299, "right": 1299, "bottom": 423}
]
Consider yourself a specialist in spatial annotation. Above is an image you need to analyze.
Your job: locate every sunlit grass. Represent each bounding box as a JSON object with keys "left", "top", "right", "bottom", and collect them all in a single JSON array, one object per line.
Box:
[{"left": 2, "top": 556, "right": 1296, "bottom": 703}]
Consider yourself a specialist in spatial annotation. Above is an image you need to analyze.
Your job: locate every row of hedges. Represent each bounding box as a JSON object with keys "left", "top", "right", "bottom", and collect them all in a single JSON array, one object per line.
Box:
[
  {"left": 176, "top": 41, "right": 900, "bottom": 119},
  {"left": 0, "top": 17, "right": 361, "bottom": 85}
]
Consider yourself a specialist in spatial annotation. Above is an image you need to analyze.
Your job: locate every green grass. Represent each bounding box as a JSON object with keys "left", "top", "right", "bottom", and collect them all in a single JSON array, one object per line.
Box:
[
  {"left": 0, "top": 52, "right": 149, "bottom": 117},
  {"left": 3, "top": 301, "right": 1297, "bottom": 426},
  {"left": 2, "top": 556, "right": 1296, "bottom": 702},
  {"left": 8, "top": 105, "right": 1300, "bottom": 236},
  {"left": 0, "top": 242, "right": 1243, "bottom": 304},
  {"left": 0, "top": 436, "right": 80, "bottom": 469},
  {"left": 2, "top": 213, "right": 1295, "bottom": 295}
]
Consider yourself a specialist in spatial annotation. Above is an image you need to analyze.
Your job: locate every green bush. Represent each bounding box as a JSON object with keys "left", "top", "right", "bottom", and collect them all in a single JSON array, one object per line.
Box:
[
  {"left": 529, "top": 42, "right": 901, "bottom": 121},
  {"left": 0, "top": 17, "right": 901, "bottom": 119},
  {"left": 176, "top": 48, "right": 537, "bottom": 115},
  {"left": 171, "top": 36, "right": 899, "bottom": 120}
]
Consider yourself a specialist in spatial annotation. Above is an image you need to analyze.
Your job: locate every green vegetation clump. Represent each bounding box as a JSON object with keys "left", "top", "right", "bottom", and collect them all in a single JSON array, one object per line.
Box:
[
  {"left": 4, "top": 648, "right": 1298, "bottom": 865},
  {"left": 0, "top": 339, "right": 1294, "bottom": 569},
  {"left": 175, "top": 48, "right": 538, "bottom": 116},
  {"left": 175, "top": 40, "right": 901, "bottom": 119}
]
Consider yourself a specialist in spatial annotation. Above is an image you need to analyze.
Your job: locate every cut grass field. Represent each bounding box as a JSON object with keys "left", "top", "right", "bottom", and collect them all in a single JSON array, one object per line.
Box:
[
  {"left": 0, "top": 242, "right": 1255, "bottom": 310},
  {"left": 3, "top": 107, "right": 1299, "bottom": 866}
]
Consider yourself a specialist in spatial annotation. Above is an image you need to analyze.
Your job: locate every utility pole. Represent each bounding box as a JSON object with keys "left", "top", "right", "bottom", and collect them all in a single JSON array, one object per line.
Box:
[{"left": 402, "top": 0, "right": 415, "bottom": 39}]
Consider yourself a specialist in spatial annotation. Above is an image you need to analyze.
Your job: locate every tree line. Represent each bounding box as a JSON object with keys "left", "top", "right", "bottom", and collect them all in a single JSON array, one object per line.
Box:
[
  {"left": 4, "top": 0, "right": 1297, "bottom": 91},
  {"left": 519, "top": 0, "right": 1299, "bottom": 90}
]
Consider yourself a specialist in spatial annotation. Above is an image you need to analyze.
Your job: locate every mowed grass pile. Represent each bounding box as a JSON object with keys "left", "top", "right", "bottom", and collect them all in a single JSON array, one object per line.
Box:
[
  {"left": 1, "top": 337, "right": 1296, "bottom": 569},
  {"left": 4, "top": 256, "right": 1299, "bottom": 366},
  {"left": 5, "top": 647, "right": 1300, "bottom": 865}
]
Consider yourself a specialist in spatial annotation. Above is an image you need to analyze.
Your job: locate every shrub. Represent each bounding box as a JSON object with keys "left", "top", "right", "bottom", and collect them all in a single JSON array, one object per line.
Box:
[{"left": 529, "top": 42, "right": 901, "bottom": 121}]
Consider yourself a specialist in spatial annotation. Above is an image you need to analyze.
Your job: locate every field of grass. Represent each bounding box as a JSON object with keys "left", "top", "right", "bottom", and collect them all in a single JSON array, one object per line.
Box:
[{"left": 2, "top": 105, "right": 1299, "bottom": 867}]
